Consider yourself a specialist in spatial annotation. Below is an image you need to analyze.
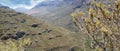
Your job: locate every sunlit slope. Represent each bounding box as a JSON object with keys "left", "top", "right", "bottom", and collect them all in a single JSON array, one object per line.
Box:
[{"left": 0, "top": 7, "right": 77, "bottom": 51}]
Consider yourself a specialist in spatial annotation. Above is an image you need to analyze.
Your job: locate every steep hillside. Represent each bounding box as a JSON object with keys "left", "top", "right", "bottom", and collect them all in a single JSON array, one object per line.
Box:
[
  {"left": 25, "top": 0, "right": 115, "bottom": 32},
  {"left": 0, "top": 7, "right": 79, "bottom": 51},
  {"left": 0, "top": 0, "right": 115, "bottom": 51},
  {"left": 26, "top": 0, "right": 90, "bottom": 32}
]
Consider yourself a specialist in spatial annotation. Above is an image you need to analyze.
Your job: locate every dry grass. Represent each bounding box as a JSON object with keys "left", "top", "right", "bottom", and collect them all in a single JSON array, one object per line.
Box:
[{"left": 0, "top": 7, "right": 77, "bottom": 51}]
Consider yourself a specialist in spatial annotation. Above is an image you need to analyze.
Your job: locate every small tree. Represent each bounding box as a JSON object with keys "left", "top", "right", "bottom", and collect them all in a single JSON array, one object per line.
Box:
[{"left": 71, "top": 0, "right": 120, "bottom": 51}]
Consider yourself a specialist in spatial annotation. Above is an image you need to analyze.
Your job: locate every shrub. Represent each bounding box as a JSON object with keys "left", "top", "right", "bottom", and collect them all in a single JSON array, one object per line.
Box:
[
  {"left": 0, "top": 38, "right": 31, "bottom": 51},
  {"left": 71, "top": 0, "right": 120, "bottom": 51},
  {"left": 0, "top": 22, "right": 31, "bottom": 51}
]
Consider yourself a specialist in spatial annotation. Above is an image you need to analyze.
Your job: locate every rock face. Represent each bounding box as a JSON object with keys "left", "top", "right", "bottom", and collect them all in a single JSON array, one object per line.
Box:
[{"left": 26, "top": 0, "right": 90, "bottom": 32}]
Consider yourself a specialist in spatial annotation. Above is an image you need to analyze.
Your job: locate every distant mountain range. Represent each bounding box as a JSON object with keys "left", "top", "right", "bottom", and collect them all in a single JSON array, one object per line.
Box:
[
  {"left": 15, "top": 7, "right": 28, "bottom": 12},
  {"left": 0, "top": 4, "right": 28, "bottom": 13},
  {"left": 0, "top": 4, "right": 12, "bottom": 10},
  {"left": 25, "top": 0, "right": 90, "bottom": 32},
  {"left": 0, "top": 4, "right": 2, "bottom": 6}
]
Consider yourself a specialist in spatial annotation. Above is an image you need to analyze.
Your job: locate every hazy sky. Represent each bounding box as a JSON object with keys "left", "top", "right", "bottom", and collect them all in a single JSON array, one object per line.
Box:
[{"left": 0, "top": 0, "right": 45, "bottom": 9}]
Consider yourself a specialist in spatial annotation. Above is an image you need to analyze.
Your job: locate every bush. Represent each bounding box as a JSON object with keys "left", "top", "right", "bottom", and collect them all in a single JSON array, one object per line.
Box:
[
  {"left": 0, "top": 38, "right": 31, "bottom": 51},
  {"left": 71, "top": 0, "right": 120, "bottom": 51}
]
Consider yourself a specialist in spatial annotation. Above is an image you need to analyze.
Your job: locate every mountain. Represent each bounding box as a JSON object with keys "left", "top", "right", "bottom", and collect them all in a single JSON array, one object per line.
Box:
[
  {"left": 0, "top": 4, "right": 2, "bottom": 6},
  {"left": 26, "top": 0, "right": 90, "bottom": 32},
  {"left": 0, "top": 6, "right": 85, "bottom": 51},
  {"left": 0, "top": 4, "right": 11, "bottom": 10},
  {"left": 15, "top": 7, "right": 29, "bottom": 12},
  {"left": 0, "top": 0, "right": 115, "bottom": 51}
]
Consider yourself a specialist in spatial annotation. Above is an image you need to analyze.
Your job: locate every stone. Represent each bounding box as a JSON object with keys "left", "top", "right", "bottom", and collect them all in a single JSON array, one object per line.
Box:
[
  {"left": 48, "top": 37, "right": 53, "bottom": 40},
  {"left": 4, "top": 21, "right": 9, "bottom": 23},
  {"left": 48, "top": 30, "right": 52, "bottom": 33},
  {"left": 56, "top": 35, "right": 62, "bottom": 37},
  {"left": 31, "top": 24, "right": 39, "bottom": 27},
  {"left": 11, "top": 36, "right": 19, "bottom": 40},
  {"left": 38, "top": 33, "right": 42, "bottom": 35},
  {"left": 21, "top": 19, "right": 26, "bottom": 23},
  {"left": 1, "top": 36, "right": 10, "bottom": 40},
  {"left": 16, "top": 31, "right": 25, "bottom": 38}
]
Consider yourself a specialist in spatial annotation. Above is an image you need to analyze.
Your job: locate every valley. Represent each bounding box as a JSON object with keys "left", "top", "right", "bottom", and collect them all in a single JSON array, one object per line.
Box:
[{"left": 0, "top": 0, "right": 116, "bottom": 51}]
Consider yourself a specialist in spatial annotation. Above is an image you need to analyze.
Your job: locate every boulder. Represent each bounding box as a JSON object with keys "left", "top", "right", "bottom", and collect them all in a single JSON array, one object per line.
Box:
[
  {"left": 21, "top": 19, "right": 26, "bottom": 23},
  {"left": 38, "top": 33, "right": 42, "bottom": 35},
  {"left": 31, "top": 24, "right": 39, "bottom": 27},
  {"left": 16, "top": 31, "right": 25, "bottom": 38},
  {"left": 10, "top": 36, "right": 19, "bottom": 40},
  {"left": 1, "top": 36, "right": 10, "bottom": 40}
]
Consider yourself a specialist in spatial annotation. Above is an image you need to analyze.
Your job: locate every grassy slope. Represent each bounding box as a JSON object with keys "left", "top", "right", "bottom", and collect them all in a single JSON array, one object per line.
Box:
[
  {"left": 0, "top": 7, "right": 78, "bottom": 51},
  {"left": 0, "top": 3, "right": 103, "bottom": 50}
]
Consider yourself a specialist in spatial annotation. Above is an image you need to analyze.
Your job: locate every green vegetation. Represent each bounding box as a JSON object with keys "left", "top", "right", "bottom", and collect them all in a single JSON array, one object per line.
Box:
[{"left": 71, "top": 0, "right": 120, "bottom": 51}]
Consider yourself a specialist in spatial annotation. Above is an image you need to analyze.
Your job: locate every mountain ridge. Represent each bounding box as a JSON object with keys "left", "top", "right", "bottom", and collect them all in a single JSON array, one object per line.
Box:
[{"left": 15, "top": 7, "right": 29, "bottom": 12}]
